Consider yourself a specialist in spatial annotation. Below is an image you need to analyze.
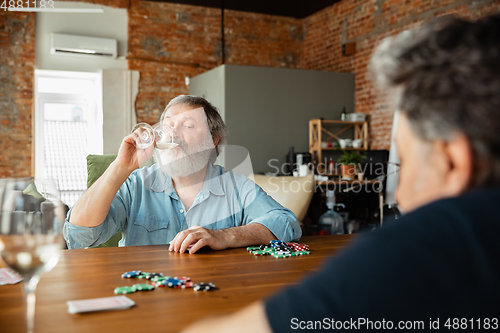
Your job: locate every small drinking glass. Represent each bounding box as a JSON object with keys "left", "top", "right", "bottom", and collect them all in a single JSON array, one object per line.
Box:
[
  {"left": 0, "top": 177, "right": 64, "bottom": 333},
  {"left": 130, "top": 123, "right": 178, "bottom": 150},
  {"left": 153, "top": 124, "right": 178, "bottom": 150},
  {"left": 131, "top": 122, "right": 155, "bottom": 149}
]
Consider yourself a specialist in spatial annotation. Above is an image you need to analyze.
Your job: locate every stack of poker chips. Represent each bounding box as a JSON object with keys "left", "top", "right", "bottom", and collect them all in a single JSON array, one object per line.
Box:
[
  {"left": 151, "top": 276, "right": 195, "bottom": 289},
  {"left": 116, "top": 271, "right": 217, "bottom": 293},
  {"left": 247, "top": 240, "right": 310, "bottom": 258},
  {"left": 193, "top": 283, "right": 217, "bottom": 291}
]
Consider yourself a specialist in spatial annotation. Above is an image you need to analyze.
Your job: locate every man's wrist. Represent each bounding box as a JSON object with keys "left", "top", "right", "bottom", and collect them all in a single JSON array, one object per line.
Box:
[
  {"left": 109, "top": 160, "right": 135, "bottom": 181},
  {"left": 219, "top": 228, "right": 237, "bottom": 249}
]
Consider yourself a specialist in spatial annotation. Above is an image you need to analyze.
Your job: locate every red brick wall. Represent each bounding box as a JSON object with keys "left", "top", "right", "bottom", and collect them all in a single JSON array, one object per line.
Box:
[
  {"left": 303, "top": 0, "right": 500, "bottom": 150},
  {"left": 128, "top": 0, "right": 304, "bottom": 124},
  {"left": 0, "top": 12, "right": 35, "bottom": 177}
]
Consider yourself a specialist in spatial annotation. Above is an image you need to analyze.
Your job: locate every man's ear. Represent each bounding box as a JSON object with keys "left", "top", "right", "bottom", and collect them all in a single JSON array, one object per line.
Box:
[
  {"left": 213, "top": 136, "right": 220, "bottom": 147},
  {"left": 442, "top": 133, "right": 473, "bottom": 196}
]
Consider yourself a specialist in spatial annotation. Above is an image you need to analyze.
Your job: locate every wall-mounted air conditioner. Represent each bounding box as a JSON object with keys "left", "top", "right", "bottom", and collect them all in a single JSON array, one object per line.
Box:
[{"left": 50, "top": 33, "right": 117, "bottom": 58}]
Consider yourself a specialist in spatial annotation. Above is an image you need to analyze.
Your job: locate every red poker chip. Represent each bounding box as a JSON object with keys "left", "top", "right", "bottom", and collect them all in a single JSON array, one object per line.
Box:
[
  {"left": 291, "top": 244, "right": 310, "bottom": 252},
  {"left": 174, "top": 276, "right": 191, "bottom": 282},
  {"left": 174, "top": 282, "right": 194, "bottom": 289}
]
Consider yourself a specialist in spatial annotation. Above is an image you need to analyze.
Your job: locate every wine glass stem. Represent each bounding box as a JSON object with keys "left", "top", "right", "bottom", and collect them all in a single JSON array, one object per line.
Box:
[{"left": 24, "top": 275, "right": 40, "bottom": 333}]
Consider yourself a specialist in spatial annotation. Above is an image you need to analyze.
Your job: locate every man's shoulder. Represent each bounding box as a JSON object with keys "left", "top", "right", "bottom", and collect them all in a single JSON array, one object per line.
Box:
[
  {"left": 376, "top": 186, "right": 500, "bottom": 256},
  {"left": 397, "top": 186, "right": 500, "bottom": 230}
]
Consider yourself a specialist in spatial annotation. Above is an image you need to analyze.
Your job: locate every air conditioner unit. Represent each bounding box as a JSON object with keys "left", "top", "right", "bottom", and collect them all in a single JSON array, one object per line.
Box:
[{"left": 50, "top": 33, "right": 117, "bottom": 58}]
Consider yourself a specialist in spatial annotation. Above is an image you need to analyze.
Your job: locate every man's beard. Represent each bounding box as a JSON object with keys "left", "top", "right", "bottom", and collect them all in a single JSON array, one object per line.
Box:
[{"left": 155, "top": 136, "right": 216, "bottom": 178}]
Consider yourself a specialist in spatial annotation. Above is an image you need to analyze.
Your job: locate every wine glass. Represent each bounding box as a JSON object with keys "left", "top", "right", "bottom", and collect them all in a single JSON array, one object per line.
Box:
[
  {"left": 153, "top": 124, "right": 178, "bottom": 150},
  {"left": 131, "top": 123, "right": 155, "bottom": 149},
  {"left": 0, "top": 177, "right": 64, "bottom": 333}
]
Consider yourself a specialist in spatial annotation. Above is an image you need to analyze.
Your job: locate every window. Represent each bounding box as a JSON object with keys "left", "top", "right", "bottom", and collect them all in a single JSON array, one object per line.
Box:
[{"left": 35, "top": 70, "right": 103, "bottom": 207}]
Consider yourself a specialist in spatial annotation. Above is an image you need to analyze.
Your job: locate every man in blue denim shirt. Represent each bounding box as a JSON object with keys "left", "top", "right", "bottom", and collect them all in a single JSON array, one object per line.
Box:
[{"left": 64, "top": 95, "right": 301, "bottom": 252}]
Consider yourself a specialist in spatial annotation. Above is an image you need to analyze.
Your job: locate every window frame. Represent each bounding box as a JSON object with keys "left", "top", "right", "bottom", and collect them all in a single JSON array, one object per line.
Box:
[{"left": 34, "top": 69, "right": 103, "bottom": 188}]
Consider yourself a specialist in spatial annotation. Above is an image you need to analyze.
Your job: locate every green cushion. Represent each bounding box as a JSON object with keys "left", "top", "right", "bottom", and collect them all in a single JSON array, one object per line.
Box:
[
  {"left": 86, "top": 154, "right": 121, "bottom": 247},
  {"left": 23, "top": 182, "right": 45, "bottom": 201},
  {"left": 86, "top": 154, "right": 118, "bottom": 188}
]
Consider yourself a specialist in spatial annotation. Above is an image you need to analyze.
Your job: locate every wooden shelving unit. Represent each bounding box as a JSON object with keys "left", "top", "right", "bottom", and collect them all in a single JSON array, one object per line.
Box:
[{"left": 309, "top": 119, "right": 368, "bottom": 163}]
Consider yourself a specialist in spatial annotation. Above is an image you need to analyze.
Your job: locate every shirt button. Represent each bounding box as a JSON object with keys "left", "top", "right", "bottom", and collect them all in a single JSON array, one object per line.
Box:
[{"left": 180, "top": 209, "right": 184, "bottom": 213}]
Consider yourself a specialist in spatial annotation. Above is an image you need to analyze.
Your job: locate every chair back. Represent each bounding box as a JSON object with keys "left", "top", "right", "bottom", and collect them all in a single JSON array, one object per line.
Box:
[
  {"left": 86, "top": 155, "right": 120, "bottom": 247},
  {"left": 253, "top": 174, "right": 314, "bottom": 224}
]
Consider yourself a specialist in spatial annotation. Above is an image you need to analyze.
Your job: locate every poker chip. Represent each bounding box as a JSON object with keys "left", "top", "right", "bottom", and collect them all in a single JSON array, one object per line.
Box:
[
  {"left": 193, "top": 282, "right": 217, "bottom": 291},
  {"left": 174, "top": 282, "right": 194, "bottom": 289},
  {"left": 259, "top": 244, "right": 272, "bottom": 250},
  {"left": 294, "top": 250, "right": 311, "bottom": 255},
  {"left": 272, "top": 253, "right": 291, "bottom": 259},
  {"left": 275, "top": 250, "right": 291, "bottom": 256},
  {"left": 114, "top": 286, "right": 136, "bottom": 294},
  {"left": 144, "top": 273, "right": 164, "bottom": 280},
  {"left": 247, "top": 246, "right": 260, "bottom": 252},
  {"left": 132, "top": 284, "right": 155, "bottom": 291},
  {"left": 152, "top": 281, "right": 166, "bottom": 288},
  {"left": 122, "top": 270, "right": 141, "bottom": 278},
  {"left": 274, "top": 245, "right": 292, "bottom": 251},
  {"left": 174, "top": 276, "right": 191, "bottom": 282},
  {"left": 252, "top": 250, "right": 268, "bottom": 256},
  {"left": 133, "top": 272, "right": 151, "bottom": 279},
  {"left": 164, "top": 278, "right": 184, "bottom": 287},
  {"left": 150, "top": 276, "right": 171, "bottom": 282}
]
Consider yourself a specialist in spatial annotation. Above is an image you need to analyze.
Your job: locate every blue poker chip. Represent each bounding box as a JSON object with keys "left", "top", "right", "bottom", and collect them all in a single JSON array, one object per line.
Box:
[
  {"left": 163, "top": 277, "right": 184, "bottom": 287},
  {"left": 122, "top": 270, "right": 141, "bottom": 278}
]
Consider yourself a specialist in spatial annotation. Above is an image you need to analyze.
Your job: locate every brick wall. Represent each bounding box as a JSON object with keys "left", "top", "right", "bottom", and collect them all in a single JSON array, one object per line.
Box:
[
  {"left": 303, "top": 0, "right": 500, "bottom": 150},
  {"left": 0, "top": 12, "right": 35, "bottom": 177},
  {"left": 128, "top": 0, "right": 304, "bottom": 124}
]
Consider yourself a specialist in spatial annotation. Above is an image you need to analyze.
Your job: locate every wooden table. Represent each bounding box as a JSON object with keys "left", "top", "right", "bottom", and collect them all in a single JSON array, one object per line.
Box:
[{"left": 0, "top": 235, "right": 354, "bottom": 333}]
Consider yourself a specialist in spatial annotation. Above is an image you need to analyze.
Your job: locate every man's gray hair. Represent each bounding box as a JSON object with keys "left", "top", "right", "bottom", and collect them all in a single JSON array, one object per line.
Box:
[
  {"left": 370, "top": 13, "right": 500, "bottom": 188},
  {"left": 160, "top": 95, "right": 228, "bottom": 156}
]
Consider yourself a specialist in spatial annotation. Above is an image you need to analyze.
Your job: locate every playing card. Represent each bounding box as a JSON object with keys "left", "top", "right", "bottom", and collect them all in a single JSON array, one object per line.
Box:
[
  {"left": 0, "top": 268, "right": 23, "bottom": 285},
  {"left": 67, "top": 296, "right": 135, "bottom": 314}
]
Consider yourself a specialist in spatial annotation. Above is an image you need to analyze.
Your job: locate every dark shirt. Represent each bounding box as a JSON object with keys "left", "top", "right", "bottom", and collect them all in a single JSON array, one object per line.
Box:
[{"left": 265, "top": 187, "right": 500, "bottom": 332}]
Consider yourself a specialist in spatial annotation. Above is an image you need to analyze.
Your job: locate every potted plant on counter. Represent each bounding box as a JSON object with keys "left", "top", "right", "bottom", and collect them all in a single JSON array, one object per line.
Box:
[{"left": 337, "top": 151, "right": 366, "bottom": 180}]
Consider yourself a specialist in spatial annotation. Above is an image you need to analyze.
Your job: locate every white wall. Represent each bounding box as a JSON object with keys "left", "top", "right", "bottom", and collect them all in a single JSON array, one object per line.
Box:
[
  {"left": 190, "top": 65, "right": 355, "bottom": 174},
  {"left": 102, "top": 69, "right": 139, "bottom": 154},
  {"left": 35, "top": 1, "right": 127, "bottom": 72}
]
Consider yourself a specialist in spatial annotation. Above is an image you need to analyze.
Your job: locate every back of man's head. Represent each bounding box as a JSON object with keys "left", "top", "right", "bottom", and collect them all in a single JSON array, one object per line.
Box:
[{"left": 370, "top": 13, "right": 500, "bottom": 188}]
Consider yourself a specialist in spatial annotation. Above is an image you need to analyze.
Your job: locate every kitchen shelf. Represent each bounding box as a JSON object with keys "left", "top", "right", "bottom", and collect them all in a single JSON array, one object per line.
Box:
[{"left": 309, "top": 118, "right": 369, "bottom": 164}]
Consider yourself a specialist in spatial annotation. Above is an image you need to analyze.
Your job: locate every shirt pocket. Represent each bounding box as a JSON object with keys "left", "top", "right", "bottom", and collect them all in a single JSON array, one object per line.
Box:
[{"left": 132, "top": 213, "right": 171, "bottom": 245}]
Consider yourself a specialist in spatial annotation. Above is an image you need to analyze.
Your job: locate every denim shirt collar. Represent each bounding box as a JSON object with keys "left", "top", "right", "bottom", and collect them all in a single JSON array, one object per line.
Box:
[{"left": 147, "top": 163, "right": 225, "bottom": 197}]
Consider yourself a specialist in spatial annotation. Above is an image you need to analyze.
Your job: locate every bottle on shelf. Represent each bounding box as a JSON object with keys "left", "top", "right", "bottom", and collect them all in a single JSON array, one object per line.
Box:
[
  {"left": 312, "top": 151, "right": 318, "bottom": 175},
  {"left": 328, "top": 158, "right": 335, "bottom": 175},
  {"left": 340, "top": 106, "right": 347, "bottom": 121},
  {"left": 317, "top": 190, "right": 345, "bottom": 235}
]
